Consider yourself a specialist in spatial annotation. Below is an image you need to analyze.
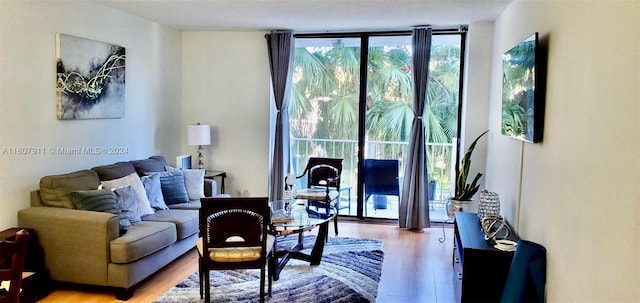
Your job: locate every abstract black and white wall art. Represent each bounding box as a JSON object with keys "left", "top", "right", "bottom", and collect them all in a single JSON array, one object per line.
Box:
[{"left": 55, "top": 34, "right": 126, "bottom": 120}]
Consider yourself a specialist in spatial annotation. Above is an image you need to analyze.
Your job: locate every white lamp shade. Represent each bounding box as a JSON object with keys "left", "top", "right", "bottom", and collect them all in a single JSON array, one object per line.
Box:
[{"left": 188, "top": 124, "right": 211, "bottom": 146}]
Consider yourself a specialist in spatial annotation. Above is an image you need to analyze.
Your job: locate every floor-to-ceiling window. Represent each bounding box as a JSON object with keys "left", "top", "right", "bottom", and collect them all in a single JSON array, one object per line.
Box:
[{"left": 289, "top": 29, "right": 465, "bottom": 222}]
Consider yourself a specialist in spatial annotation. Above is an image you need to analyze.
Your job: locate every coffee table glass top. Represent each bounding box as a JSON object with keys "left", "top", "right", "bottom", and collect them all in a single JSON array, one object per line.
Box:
[{"left": 270, "top": 200, "right": 335, "bottom": 234}]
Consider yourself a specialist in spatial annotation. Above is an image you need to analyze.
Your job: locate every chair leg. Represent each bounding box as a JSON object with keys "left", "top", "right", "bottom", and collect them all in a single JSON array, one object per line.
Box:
[
  {"left": 260, "top": 267, "right": 266, "bottom": 303},
  {"left": 199, "top": 260, "right": 203, "bottom": 299},
  {"left": 334, "top": 216, "right": 339, "bottom": 235},
  {"left": 204, "top": 269, "right": 211, "bottom": 303},
  {"left": 268, "top": 260, "right": 273, "bottom": 297}
]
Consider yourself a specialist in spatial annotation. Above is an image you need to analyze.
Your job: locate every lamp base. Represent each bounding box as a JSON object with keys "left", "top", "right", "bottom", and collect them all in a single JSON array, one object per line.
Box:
[{"left": 197, "top": 145, "right": 204, "bottom": 169}]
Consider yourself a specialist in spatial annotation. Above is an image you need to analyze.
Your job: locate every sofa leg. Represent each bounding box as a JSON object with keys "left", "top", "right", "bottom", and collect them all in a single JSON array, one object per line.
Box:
[{"left": 115, "top": 287, "right": 134, "bottom": 300}]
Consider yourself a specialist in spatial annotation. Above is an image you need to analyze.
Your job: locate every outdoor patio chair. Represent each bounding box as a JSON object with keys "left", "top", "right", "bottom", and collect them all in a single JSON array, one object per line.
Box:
[{"left": 363, "top": 159, "right": 400, "bottom": 215}]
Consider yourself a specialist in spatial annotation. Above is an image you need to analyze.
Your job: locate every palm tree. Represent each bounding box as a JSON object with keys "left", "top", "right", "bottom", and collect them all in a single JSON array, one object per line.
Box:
[{"left": 290, "top": 36, "right": 462, "bottom": 190}]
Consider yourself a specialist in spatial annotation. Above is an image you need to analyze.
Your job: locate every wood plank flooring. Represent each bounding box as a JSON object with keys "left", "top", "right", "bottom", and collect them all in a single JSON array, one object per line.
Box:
[{"left": 37, "top": 221, "right": 455, "bottom": 303}]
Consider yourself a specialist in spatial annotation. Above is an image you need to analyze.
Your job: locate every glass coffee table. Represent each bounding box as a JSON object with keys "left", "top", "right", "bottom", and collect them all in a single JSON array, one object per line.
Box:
[{"left": 269, "top": 200, "right": 336, "bottom": 281}]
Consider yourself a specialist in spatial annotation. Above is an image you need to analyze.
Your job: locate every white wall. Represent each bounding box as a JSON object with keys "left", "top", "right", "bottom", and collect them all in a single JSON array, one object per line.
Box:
[
  {"left": 0, "top": 1, "right": 183, "bottom": 229},
  {"left": 488, "top": 0, "right": 639, "bottom": 301},
  {"left": 460, "top": 21, "right": 495, "bottom": 211},
  {"left": 181, "top": 32, "right": 271, "bottom": 197}
]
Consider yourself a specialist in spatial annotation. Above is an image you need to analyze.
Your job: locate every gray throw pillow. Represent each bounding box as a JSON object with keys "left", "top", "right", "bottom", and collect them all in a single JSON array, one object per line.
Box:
[
  {"left": 69, "top": 189, "right": 132, "bottom": 228},
  {"left": 70, "top": 189, "right": 119, "bottom": 213},
  {"left": 141, "top": 173, "right": 168, "bottom": 210},
  {"left": 100, "top": 173, "right": 155, "bottom": 216},
  {"left": 113, "top": 186, "right": 142, "bottom": 223}
]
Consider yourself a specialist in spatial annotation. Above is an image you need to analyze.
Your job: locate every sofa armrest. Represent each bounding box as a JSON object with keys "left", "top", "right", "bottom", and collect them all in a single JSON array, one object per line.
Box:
[
  {"left": 204, "top": 179, "right": 219, "bottom": 197},
  {"left": 17, "top": 207, "right": 120, "bottom": 285}
]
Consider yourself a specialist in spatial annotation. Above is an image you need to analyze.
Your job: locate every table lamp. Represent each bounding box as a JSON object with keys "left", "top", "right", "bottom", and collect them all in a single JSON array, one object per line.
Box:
[{"left": 188, "top": 123, "right": 211, "bottom": 169}]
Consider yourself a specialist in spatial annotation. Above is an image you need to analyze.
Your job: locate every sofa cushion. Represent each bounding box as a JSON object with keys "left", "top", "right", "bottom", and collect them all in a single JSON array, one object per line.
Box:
[
  {"left": 152, "top": 170, "right": 190, "bottom": 205},
  {"left": 110, "top": 221, "right": 176, "bottom": 264},
  {"left": 100, "top": 173, "right": 155, "bottom": 216},
  {"left": 167, "top": 200, "right": 202, "bottom": 210},
  {"left": 142, "top": 209, "right": 198, "bottom": 240},
  {"left": 131, "top": 155, "right": 168, "bottom": 176},
  {"left": 140, "top": 174, "right": 168, "bottom": 210},
  {"left": 39, "top": 170, "right": 101, "bottom": 209},
  {"left": 92, "top": 162, "right": 137, "bottom": 181}
]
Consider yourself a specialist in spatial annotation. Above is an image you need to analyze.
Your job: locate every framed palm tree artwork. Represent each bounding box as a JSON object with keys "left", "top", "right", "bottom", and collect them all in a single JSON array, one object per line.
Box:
[
  {"left": 501, "top": 32, "right": 544, "bottom": 143},
  {"left": 55, "top": 34, "right": 126, "bottom": 120}
]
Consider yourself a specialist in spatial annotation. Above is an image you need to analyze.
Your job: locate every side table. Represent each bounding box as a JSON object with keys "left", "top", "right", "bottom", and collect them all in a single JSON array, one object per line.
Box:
[{"left": 204, "top": 170, "right": 227, "bottom": 194}]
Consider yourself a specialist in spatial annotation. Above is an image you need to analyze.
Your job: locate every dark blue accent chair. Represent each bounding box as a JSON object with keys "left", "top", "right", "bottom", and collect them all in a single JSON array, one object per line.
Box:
[{"left": 501, "top": 240, "right": 547, "bottom": 303}]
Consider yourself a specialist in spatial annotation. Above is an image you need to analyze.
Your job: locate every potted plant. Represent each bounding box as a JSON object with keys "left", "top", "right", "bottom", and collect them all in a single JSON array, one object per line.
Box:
[{"left": 446, "top": 130, "right": 489, "bottom": 221}]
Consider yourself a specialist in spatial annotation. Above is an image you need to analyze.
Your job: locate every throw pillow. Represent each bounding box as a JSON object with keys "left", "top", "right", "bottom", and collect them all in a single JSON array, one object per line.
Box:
[
  {"left": 113, "top": 186, "right": 142, "bottom": 223},
  {"left": 150, "top": 170, "right": 189, "bottom": 205},
  {"left": 166, "top": 166, "right": 205, "bottom": 201},
  {"left": 141, "top": 174, "right": 168, "bottom": 210},
  {"left": 100, "top": 173, "right": 155, "bottom": 216},
  {"left": 69, "top": 189, "right": 132, "bottom": 228},
  {"left": 70, "top": 189, "right": 119, "bottom": 213}
]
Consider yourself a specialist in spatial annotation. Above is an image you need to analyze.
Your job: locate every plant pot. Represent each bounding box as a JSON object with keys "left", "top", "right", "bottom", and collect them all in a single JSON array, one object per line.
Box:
[{"left": 446, "top": 198, "right": 472, "bottom": 222}]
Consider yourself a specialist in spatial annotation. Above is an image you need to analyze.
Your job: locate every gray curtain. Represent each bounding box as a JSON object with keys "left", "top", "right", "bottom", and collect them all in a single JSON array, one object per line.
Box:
[
  {"left": 265, "top": 31, "right": 294, "bottom": 201},
  {"left": 399, "top": 28, "right": 432, "bottom": 229}
]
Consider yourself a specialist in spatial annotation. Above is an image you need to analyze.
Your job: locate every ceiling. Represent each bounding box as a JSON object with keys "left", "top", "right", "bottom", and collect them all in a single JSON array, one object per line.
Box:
[{"left": 92, "top": 0, "right": 513, "bottom": 32}]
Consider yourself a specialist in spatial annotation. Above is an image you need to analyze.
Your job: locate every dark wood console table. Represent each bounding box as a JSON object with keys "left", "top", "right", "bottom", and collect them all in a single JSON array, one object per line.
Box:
[{"left": 453, "top": 212, "right": 518, "bottom": 302}]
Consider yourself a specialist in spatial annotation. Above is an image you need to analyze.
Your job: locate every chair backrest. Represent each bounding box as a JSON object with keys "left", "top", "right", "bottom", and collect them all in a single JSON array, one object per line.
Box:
[
  {"left": 363, "top": 159, "right": 400, "bottom": 198},
  {"left": 302, "top": 157, "right": 343, "bottom": 190},
  {"left": 0, "top": 229, "right": 29, "bottom": 303},
  {"left": 500, "top": 240, "right": 546, "bottom": 303},
  {"left": 199, "top": 197, "right": 270, "bottom": 266}
]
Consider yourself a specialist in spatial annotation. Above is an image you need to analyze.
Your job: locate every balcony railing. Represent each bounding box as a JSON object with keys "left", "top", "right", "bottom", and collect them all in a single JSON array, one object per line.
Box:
[{"left": 291, "top": 137, "right": 456, "bottom": 220}]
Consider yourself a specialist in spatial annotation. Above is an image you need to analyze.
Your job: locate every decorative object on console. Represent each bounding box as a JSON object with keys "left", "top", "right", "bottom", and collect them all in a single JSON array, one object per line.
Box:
[
  {"left": 477, "top": 189, "right": 501, "bottom": 219},
  {"left": 283, "top": 173, "right": 297, "bottom": 214},
  {"left": 283, "top": 173, "right": 296, "bottom": 201},
  {"left": 446, "top": 130, "right": 489, "bottom": 221},
  {"left": 55, "top": 33, "right": 126, "bottom": 120},
  {"left": 188, "top": 123, "right": 211, "bottom": 169},
  {"left": 480, "top": 214, "right": 512, "bottom": 242}
]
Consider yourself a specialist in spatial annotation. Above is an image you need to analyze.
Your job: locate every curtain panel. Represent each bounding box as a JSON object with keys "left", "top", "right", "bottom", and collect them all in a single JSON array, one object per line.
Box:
[
  {"left": 399, "top": 28, "right": 432, "bottom": 229},
  {"left": 265, "top": 31, "right": 294, "bottom": 201}
]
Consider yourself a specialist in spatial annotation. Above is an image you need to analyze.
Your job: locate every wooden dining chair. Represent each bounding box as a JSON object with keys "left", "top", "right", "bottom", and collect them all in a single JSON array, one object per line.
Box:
[
  {"left": 0, "top": 229, "right": 29, "bottom": 303},
  {"left": 294, "top": 157, "right": 343, "bottom": 235},
  {"left": 197, "top": 197, "right": 274, "bottom": 303}
]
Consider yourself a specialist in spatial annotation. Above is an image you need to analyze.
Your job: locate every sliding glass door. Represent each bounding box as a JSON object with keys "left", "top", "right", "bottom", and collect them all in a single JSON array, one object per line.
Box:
[
  {"left": 289, "top": 31, "right": 463, "bottom": 222},
  {"left": 362, "top": 35, "right": 412, "bottom": 219},
  {"left": 289, "top": 36, "right": 362, "bottom": 217}
]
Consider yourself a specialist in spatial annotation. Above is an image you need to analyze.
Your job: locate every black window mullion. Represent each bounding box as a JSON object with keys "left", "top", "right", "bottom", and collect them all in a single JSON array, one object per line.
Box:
[{"left": 356, "top": 34, "right": 369, "bottom": 219}]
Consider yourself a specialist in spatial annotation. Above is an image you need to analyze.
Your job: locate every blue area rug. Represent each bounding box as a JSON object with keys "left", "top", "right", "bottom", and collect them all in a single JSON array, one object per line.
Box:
[{"left": 153, "top": 236, "right": 384, "bottom": 303}]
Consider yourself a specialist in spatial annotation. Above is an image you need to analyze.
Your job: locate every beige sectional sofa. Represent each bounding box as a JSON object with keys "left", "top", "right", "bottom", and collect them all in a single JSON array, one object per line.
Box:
[{"left": 17, "top": 155, "right": 225, "bottom": 300}]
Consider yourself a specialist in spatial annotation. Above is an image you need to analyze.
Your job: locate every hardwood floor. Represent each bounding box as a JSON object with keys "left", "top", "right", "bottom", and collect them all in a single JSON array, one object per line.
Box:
[{"left": 37, "top": 221, "right": 455, "bottom": 303}]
